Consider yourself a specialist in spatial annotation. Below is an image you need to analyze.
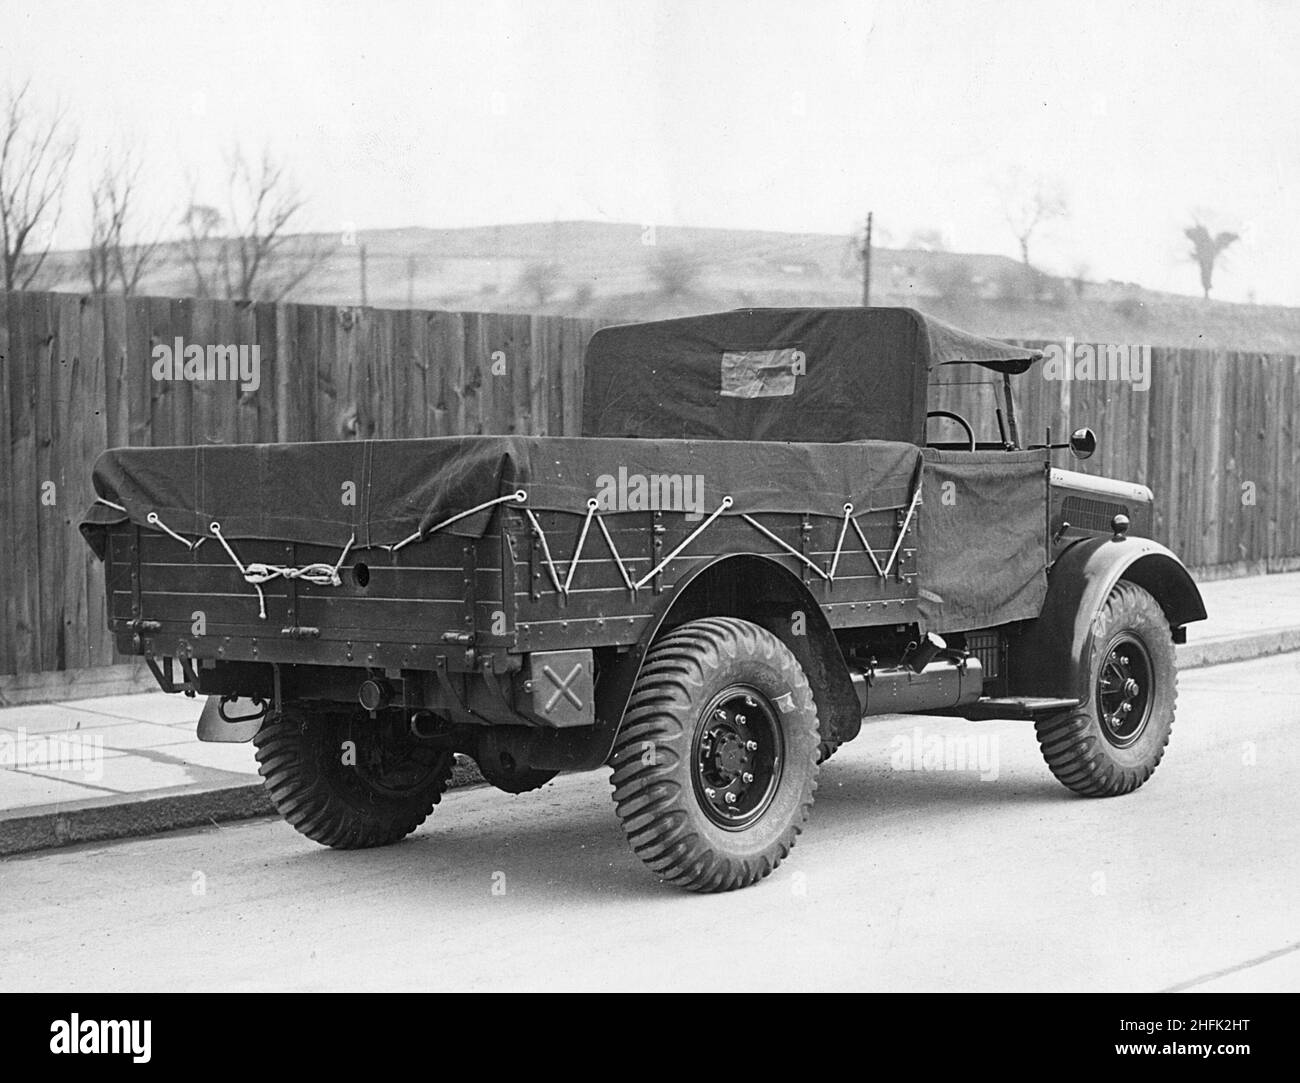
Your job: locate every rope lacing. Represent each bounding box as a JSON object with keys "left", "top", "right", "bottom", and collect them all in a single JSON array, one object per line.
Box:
[{"left": 105, "top": 480, "right": 921, "bottom": 617}]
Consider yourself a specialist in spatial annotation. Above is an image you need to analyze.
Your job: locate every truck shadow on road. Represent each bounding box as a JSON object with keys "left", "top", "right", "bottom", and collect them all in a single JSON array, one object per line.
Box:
[{"left": 265, "top": 751, "right": 1086, "bottom": 902}]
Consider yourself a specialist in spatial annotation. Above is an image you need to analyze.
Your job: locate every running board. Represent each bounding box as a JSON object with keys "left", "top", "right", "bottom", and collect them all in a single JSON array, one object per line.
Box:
[{"left": 957, "top": 696, "right": 1081, "bottom": 721}]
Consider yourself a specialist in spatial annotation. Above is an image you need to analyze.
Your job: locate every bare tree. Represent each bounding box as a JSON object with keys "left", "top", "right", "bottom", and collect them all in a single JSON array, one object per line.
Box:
[
  {"left": 86, "top": 196, "right": 112, "bottom": 296},
  {"left": 86, "top": 152, "right": 163, "bottom": 295},
  {"left": 997, "top": 174, "right": 1068, "bottom": 267},
  {"left": 180, "top": 203, "right": 223, "bottom": 298},
  {"left": 518, "top": 260, "right": 561, "bottom": 307},
  {"left": 183, "top": 146, "right": 333, "bottom": 301},
  {"left": 1184, "top": 220, "right": 1239, "bottom": 299},
  {"left": 0, "top": 82, "right": 75, "bottom": 291}
]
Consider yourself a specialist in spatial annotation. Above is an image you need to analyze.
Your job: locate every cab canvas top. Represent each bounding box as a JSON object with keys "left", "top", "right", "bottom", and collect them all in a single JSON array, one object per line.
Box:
[{"left": 582, "top": 306, "right": 1044, "bottom": 443}]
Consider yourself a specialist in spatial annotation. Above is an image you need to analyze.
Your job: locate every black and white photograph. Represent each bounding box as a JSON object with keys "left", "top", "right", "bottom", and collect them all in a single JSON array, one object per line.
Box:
[{"left": 0, "top": 0, "right": 1295, "bottom": 1037}]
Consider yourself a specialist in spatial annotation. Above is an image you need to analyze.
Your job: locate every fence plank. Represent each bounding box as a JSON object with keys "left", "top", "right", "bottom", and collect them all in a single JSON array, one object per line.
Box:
[
  {"left": 0, "top": 293, "right": 15, "bottom": 672},
  {"left": 56, "top": 296, "right": 90, "bottom": 669},
  {"left": 9, "top": 292, "right": 42, "bottom": 673},
  {"left": 253, "top": 301, "right": 278, "bottom": 444},
  {"left": 79, "top": 296, "right": 112, "bottom": 666}
]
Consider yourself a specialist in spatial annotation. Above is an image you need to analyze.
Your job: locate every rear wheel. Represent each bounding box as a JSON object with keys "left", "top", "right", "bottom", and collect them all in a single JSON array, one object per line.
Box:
[
  {"left": 609, "top": 617, "right": 820, "bottom": 892},
  {"left": 254, "top": 706, "right": 455, "bottom": 848},
  {"left": 1035, "top": 580, "right": 1177, "bottom": 797}
]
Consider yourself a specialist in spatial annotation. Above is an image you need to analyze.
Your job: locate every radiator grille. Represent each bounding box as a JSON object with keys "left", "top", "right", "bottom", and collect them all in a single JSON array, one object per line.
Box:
[{"left": 1060, "top": 495, "right": 1128, "bottom": 533}]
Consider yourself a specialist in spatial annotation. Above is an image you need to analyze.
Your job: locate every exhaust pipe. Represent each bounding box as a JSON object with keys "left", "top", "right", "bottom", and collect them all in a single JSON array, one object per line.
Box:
[
  {"left": 358, "top": 678, "right": 392, "bottom": 713},
  {"left": 903, "top": 632, "right": 946, "bottom": 673}
]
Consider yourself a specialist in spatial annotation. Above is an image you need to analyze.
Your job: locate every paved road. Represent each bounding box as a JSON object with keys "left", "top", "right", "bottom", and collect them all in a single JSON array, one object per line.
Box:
[{"left": 2, "top": 654, "right": 1297, "bottom": 992}]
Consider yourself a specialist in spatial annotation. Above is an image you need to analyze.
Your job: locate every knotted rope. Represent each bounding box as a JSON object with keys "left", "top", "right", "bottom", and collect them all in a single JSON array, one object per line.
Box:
[{"left": 210, "top": 522, "right": 355, "bottom": 620}]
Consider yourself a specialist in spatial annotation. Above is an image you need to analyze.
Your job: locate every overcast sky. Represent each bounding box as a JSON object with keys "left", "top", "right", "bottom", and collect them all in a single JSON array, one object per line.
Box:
[{"left": 3, "top": 0, "right": 1297, "bottom": 303}]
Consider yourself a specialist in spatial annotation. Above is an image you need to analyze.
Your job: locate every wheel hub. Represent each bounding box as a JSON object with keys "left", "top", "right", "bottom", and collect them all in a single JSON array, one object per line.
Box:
[
  {"left": 711, "top": 730, "right": 751, "bottom": 774},
  {"left": 693, "top": 688, "right": 783, "bottom": 829},
  {"left": 346, "top": 711, "right": 451, "bottom": 796},
  {"left": 1097, "top": 638, "right": 1153, "bottom": 748}
]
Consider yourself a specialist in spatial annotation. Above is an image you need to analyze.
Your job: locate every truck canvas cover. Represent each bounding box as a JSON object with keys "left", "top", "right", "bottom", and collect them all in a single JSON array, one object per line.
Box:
[
  {"left": 582, "top": 307, "right": 1042, "bottom": 444},
  {"left": 82, "top": 435, "right": 922, "bottom": 555}
]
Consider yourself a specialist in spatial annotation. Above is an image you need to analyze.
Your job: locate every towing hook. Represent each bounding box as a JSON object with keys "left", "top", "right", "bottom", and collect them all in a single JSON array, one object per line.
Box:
[{"left": 217, "top": 695, "right": 269, "bottom": 724}]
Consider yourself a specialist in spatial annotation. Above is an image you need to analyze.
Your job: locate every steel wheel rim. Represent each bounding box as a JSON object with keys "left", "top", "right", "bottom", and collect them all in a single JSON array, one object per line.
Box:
[
  {"left": 343, "top": 713, "right": 448, "bottom": 797},
  {"left": 1096, "top": 635, "right": 1153, "bottom": 748},
  {"left": 691, "top": 684, "right": 784, "bottom": 830}
]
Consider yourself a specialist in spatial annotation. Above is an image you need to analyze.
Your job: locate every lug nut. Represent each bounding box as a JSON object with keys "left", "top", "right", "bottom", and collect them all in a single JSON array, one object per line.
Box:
[
  {"left": 745, "top": 740, "right": 758, "bottom": 751},
  {"left": 724, "top": 792, "right": 737, "bottom": 805},
  {"left": 744, "top": 696, "right": 756, "bottom": 707},
  {"left": 742, "top": 771, "right": 754, "bottom": 783},
  {"left": 736, "top": 713, "right": 747, "bottom": 724},
  {"left": 704, "top": 787, "right": 716, "bottom": 798}
]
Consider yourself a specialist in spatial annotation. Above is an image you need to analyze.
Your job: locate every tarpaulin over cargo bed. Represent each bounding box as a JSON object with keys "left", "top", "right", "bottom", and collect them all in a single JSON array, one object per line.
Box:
[
  {"left": 583, "top": 307, "right": 1042, "bottom": 444},
  {"left": 81, "top": 435, "right": 922, "bottom": 558},
  {"left": 916, "top": 449, "right": 1049, "bottom": 632}
]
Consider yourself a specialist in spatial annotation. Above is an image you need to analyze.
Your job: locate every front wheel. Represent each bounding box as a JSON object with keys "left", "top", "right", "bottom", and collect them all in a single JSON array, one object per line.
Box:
[
  {"left": 608, "top": 618, "right": 821, "bottom": 892},
  {"left": 1035, "top": 580, "right": 1178, "bottom": 796}
]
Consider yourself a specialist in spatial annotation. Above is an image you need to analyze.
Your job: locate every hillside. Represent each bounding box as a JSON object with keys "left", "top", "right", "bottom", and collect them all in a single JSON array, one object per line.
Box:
[{"left": 33, "top": 221, "right": 1300, "bottom": 353}]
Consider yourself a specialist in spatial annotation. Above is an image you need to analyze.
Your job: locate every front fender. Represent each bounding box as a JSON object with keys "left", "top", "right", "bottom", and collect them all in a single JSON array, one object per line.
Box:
[{"left": 1008, "top": 535, "right": 1206, "bottom": 702}]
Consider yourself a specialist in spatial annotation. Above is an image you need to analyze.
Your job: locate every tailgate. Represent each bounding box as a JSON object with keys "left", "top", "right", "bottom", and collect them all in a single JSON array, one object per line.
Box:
[{"left": 99, "top": 520, "right": 507, "bottom": 670}]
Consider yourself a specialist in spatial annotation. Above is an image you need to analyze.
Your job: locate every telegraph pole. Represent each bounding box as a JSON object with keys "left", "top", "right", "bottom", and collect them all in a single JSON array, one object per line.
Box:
[
  {"left": 861, "top": 211, "right": 873, "bottom": 307},
  {"left": 359, "top": 243, "right": 369, "bottom": 306}
]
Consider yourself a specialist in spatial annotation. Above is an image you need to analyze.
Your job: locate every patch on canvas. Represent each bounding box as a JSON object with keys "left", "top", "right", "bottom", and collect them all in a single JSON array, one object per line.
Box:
[{"left": 719, "top": 348, "right": 805, "bottom": 398}]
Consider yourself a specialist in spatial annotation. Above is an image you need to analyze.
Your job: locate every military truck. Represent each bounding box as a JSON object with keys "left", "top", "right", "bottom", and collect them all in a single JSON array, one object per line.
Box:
[{"left": 81, "top": 308, "right": 1205, "bottom": 892}]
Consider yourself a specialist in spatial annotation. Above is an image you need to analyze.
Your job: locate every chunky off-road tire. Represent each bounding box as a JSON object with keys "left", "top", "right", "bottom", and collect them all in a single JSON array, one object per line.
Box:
[
  {"left": 817, "top": 738, "right": 841, "bottom": 765},
  {"left": 608, "top": 617, "right": 820, "bottom": 892},
  {"left": 254, "top": 707, "right": 455, "bottom": 848},
  {"left": 1035, "top": 580, "right": 1177, "bottom": 797}
]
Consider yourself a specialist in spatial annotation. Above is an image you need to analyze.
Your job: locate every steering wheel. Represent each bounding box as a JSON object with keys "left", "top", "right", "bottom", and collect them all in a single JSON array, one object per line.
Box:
[{"left": 926, "top": 410, "right": 976, "bottom": 452}]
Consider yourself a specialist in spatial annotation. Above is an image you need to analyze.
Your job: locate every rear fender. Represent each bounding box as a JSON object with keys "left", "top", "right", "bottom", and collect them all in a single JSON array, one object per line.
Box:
[
  {"left": 580, "top": 553, "right": 860, "bottom": 771},
  {"left": 1008, "top": 535, "right": 1206, "bottom": 702}
]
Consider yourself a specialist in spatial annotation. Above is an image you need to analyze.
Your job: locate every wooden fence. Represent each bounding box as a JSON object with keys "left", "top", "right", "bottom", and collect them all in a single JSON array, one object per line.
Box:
[{"left": 1, "top": 290, "right": 1297, "bottom": 677}]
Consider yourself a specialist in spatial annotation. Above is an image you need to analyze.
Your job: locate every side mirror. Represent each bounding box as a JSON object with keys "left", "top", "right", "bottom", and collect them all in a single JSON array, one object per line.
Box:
[{"left": 1069, "top": 427, "right": 1097, "bottom": 460}]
